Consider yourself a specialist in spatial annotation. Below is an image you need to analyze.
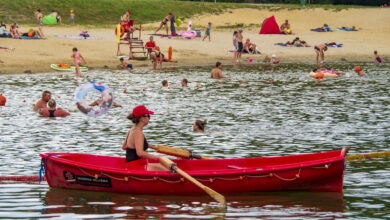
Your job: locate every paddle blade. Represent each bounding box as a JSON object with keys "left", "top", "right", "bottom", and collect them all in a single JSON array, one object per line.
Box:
[
  {"left": 202, "top": 186, "right": 227, "bottom": 206},
  {"left": 347, "top": 151, "right": 390, "bottom": 162}
]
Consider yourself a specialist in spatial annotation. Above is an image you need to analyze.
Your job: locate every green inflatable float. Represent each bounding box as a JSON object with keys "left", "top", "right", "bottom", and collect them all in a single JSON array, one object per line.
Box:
[{"left": 42, "top": 14, "right": 57, "bottom": 25}]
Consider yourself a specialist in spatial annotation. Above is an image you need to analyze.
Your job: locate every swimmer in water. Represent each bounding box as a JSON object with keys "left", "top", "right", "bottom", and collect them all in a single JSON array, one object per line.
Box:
[
  {"left": 39, "top": 99, "right": 70, "bottom": 117},
  {"left": 193, "top": 119, "right": 207, "bottom": 132}
]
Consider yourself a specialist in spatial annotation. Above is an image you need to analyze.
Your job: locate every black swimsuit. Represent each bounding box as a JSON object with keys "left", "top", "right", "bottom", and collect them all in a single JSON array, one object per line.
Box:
[
  {"left": 126, "top": 136, "right": 149, "bottom": 162},
  {"left": 48, "top": 109, "right": 55, "bottom": 117}
]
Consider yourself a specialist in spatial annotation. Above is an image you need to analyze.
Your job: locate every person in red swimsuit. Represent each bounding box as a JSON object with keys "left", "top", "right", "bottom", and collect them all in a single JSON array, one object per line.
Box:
[{"left": 145, "top": 36, "right": 156, "bottom": 53}]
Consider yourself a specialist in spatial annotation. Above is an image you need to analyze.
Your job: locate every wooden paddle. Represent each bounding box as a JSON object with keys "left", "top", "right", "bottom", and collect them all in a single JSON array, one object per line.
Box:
[
  {"left": 153, "top": 145, "right": 389, "bottom": 163},
  {"left": 159, "top": 156, "right": 226, "bottom": 207},
  {"left": 347, "top": 151, "right": 390, "bottom": 162},
  {"left": 151, "top": 145, "right": 213, "bottom": 159}
]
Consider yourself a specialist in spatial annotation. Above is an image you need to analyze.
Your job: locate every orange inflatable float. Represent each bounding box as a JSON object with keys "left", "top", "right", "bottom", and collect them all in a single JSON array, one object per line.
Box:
[
  {"left": 309, "top": 69, "right": 339, "bottom": 79},
  {"left": 168, "top": 46, "right": 172, "bottom": 61},
  {"left": 0, "top": 94, "right": 6, "bottom": 106}
]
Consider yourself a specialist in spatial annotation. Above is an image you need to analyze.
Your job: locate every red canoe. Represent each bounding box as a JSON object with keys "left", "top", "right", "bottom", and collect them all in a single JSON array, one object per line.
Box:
[{"left": 40, "top": 148, "right": 347, "bottom": 195}]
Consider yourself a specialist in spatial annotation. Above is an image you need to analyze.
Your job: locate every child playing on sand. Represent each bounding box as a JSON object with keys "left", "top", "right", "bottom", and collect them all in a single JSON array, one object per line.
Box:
[
  {"left": 119, "top": 57, "right": 133, "bottom": 70},
  {"left": 374, "top": 50, "right": 382, "bottom": 64},
  {"left": 69, "top": 9, "right": 75, "bottom": 25},
  {"left": 71, "top": 47, "right": 86, "bottom": 79},
  {"left": 202, "top": 22, "right": 211, "bottom": 42}
]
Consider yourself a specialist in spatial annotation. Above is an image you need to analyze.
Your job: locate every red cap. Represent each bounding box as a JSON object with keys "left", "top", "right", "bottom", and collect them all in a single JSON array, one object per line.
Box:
[
  {"left": 354, "top": 66, "right": 362, "bottom": 73},
  {"left": 132, "top": 105, "right": 154, "bottom": 118}
]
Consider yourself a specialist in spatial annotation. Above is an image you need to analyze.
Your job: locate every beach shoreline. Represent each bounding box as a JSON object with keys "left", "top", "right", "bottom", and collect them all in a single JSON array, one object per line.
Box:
[{"left": 1, "top": 8, "right": 388, "bottom": 74}]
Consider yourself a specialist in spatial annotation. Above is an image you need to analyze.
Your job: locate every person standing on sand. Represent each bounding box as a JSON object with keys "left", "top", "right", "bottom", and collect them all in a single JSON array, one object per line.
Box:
[
  {"left": 34, "top": 9, "right": 43, "bottom": 25},
  {"left": 202, "top": 22, "right": 211, "bottom": 42},
  {"left": 170, "top": 13, "right": 176, "bottom": 36},
  {"left": 155, "top": 12, "right": 172, "bottom": 35},
  {"left": 211, "top": 62, "right": 225, "bottom": 79},
  {"left": 150, "top": 49, "right": 164, "bottom": 70},
  {"left": 69, "top": 9, "right": 75, "bottom": 25},
  {"left": 71, "top": 47, "right": 86, "bottom": 79},
  {"left": 232, "top": 31, "right": 238, "bottom": 63},
  {"left": 374, "top": 50, "right": 382, "bottom": 64},
  {"left": 314, "top": 43, "right": 327, "bottom": 67},
  {"left": 236, "top": 28, "right": 244, "bottom": 63}
]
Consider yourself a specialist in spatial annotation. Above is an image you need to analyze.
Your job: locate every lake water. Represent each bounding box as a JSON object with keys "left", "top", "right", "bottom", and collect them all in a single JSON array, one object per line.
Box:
[{"left": 0, "top": 64, "right": 389, "bottom": 219}]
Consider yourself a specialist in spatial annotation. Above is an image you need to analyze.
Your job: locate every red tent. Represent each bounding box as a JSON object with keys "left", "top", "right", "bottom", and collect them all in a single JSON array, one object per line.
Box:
[{"left": 259, "top": 16, "right": 280, "bottom": 34}]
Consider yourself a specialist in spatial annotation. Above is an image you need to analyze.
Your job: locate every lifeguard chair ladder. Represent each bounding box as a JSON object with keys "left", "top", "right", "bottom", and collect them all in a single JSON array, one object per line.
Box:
[{"left": 116, "top": 20, "right": 148, "bottom": 60}]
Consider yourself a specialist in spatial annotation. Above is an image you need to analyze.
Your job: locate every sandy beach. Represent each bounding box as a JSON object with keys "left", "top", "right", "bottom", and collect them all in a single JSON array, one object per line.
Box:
[{"left": 1, "top": 7, "right": 389, "bottom": 74}]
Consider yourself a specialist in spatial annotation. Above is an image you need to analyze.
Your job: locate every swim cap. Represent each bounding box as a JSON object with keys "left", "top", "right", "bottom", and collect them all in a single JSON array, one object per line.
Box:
[
  {"left": 48, "top": 99, "right": 56, "bottom": 108},
  {"left": 132, "top": 105, "right": 154, "bottom": 118},
  {"left": 354, "top": 66, "right": 362, "bottom": 73}
]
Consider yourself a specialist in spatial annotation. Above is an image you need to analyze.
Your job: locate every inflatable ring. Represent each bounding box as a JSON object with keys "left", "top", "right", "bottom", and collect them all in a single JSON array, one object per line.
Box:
[{"left": 74, "top": 81, "right": 113, "bottom": 117}]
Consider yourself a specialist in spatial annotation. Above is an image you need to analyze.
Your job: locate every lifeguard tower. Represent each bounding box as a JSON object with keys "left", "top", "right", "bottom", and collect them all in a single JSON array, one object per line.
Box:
[{"left": 115, "top": 20, "right": 148, "bottom": 60}]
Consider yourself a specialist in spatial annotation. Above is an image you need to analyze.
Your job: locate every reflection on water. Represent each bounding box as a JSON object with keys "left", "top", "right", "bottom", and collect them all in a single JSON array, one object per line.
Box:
[
  {"left": 0, "top": 185, "right": 345, "bottom": 219},
  {"left": 0, "top": 64, "right": 388, "bottom": 218}
]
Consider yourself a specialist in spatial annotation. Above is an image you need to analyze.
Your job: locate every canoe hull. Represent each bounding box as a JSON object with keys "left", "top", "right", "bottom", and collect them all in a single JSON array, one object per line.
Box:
[{"left": 40, "top": 148, "right": 346, "bottom": 195}]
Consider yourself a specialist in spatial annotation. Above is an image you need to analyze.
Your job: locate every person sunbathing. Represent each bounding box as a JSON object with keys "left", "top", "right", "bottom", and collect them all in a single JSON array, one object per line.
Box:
[
  {"left": 286, "top": 37, "right": 310, "bottom": 47},
  {"left": 22, "top": 27, "right": 44, "bottom": 38},
  {"left": 322, "top": 24, "right": 332, "bottom": 32}
]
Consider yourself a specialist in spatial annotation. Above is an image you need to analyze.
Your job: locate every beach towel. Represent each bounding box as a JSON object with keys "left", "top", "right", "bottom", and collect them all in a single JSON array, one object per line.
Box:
[
  {"left": 274, "top": 43, "right": 310, "bottom": 47},
  {"left": 275, "top": 43, "right": 289, "bottom": 47},
  {"left": 148, "top": 33, "right": 180, "bottom": 38},
  {"left": 334, "top": 27, "right": 357, "bottom": 31},
  {"left": 227, "top": 49, "right": 261, "bottom": 54},
  {"left": 19, "top": 36, "right": 44, "bottom": 40},
  {"left": 326, "top": 42, "right": 343, "bottom": 48},
  {"left": 310, "top": 28, "right": 329, "bottom": 32}
]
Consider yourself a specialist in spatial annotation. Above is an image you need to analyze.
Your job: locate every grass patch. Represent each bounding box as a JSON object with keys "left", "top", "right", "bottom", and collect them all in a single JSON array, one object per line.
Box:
[{"left": 0, "top": 0, "right": 369, "bottom": 27}]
